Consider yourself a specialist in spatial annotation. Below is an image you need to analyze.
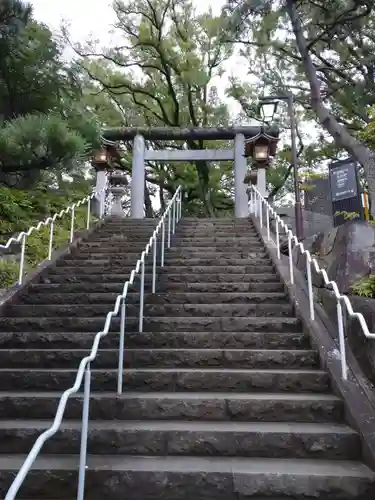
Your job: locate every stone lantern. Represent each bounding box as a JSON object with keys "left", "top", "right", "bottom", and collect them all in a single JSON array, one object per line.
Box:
[
  {"left": 243, "top": 131, "right": 279, "bottom": 199},
  {"left": 109, "top": 170, "right": 128, "bottom": 217},
  {"left": 91, "top": 148, "right": 113, "bottom": 217}
]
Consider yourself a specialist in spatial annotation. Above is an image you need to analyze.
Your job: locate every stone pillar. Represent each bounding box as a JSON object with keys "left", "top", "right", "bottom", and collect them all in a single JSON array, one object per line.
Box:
[
  {"left": 109, "top": 171, "right": 128, "bottom": 217},
  {"left": 131, "top": 134, "right": 145, "bottom": 218},
  {"left": 257, "top": 167, "right": 268, "bottom": 199},
  {"left": 234, "top": 134, "right": 249, "bottom": 218},
  {"left": 94, "top": 167, "right": 107, "bottom": 217}
]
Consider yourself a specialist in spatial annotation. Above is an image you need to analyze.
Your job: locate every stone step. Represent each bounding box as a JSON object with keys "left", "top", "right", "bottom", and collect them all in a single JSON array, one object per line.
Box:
[
  {"left": 174, "top": 234, "right": 261, "bottom": 239},
  {"left": 0, "top": 420, "right": 360, "bottom": 460},
  {"left": 47, "top": 264, "right": 275, "bottom": 275},
  {"left": 0, "top": 316, "right": 302, "bottom": 333},
  {"left": 48, "top": 265, "right": 154, "bottom": 276},
  {"left": 165, "top": 251, "right": 269, "bottom": 259},
  {"left": 175, "top": 232, "right": 260, "bottom": 238},
  {"left": 0, "top": 348, "right": 318, "bottom": 369},
  {"left": 77, "top": 243, "right": 154, "bottom": 252},
  {"left": 38, "top": 273, "right": 144, "bottom": 284},
  {"left": 173, "top": 240, "right": 263, "bottom": 247},
  {"left": 57, "top": 257, "right": 272, "bottom": 267},
  {"left": 39, "top": 272, "right": 279, "bottom": 284},
  {"left": 0, "top": 455, "right": 373, "bottom": 499},
  {"left": 0, "top": 330, "right": 309, "bottom": 350},
  {"left": 92, "top": 228, "right": 155, "bottom": 234},
  {"left": 67, "top": 251, "right": 154, "bottom": 260},
  {"left": 72, "top": 249, "right": 267, "bottom": 258},
  {"left": 77, "top": 242, "right": 264, "bottom": 251},
  {"left": 5, "top": 303, "right": 294, "bottom": 318},
  {"left": 26, "top": 281, "right": 285, "bottom": 294},
  {"left": 0, "top": 368, "right": 329, "bottom": 392},
  {"left": 178, "top": 222, "right": 255, "bottom": 226},
  {"left": 0, "top": 391, "right": 344, "bottom": 422},
  {"left": 87, "top": 236, "right": 160, "bottom": 242},
  {"left": 18, "top": 292, "right": 289, "bottom": 306}
]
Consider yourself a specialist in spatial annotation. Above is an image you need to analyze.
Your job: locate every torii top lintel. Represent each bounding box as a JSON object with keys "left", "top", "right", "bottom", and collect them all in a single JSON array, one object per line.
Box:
[{"left": 101, "top": 126, "right": 279, "bottom": 142}]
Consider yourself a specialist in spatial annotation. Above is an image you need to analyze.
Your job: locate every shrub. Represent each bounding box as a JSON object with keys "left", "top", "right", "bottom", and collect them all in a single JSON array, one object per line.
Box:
[
  {"left": 0, "top": 259, "right": 22, "bottom": 289},
  {"left": 0, "top": 184, "right": 96, "bottom": 289},
  {"left": 352, "top": 275, "right": 375, "bottom": 298}
]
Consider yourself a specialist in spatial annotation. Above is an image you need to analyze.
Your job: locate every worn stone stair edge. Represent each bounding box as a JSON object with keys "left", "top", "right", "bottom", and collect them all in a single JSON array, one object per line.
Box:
[
  {"left": 0, "top": 455, "right": 373, "bottom": 499},
  {"left": 0, "top": 420, "right": 360, "bottom": 460},
  {"left": 0, "top": 390, "right": 346, "bottom": 422},
  {"left": 0, "top": 330, "right": 311, "bottom": 350}
]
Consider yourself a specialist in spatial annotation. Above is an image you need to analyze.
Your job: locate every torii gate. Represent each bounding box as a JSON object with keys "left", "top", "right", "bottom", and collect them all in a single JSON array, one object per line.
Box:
[{"left": 97, "top": 126, "right": 279, "bottom": 218}]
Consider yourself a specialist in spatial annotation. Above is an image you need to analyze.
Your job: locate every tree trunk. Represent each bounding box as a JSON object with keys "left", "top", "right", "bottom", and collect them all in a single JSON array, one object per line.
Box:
[{"left": 286, "top": 0, "right": 375, "bottom": 214}]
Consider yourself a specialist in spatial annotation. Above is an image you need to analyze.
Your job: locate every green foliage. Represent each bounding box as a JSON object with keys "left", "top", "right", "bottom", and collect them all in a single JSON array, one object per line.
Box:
[
  {"left": 0, "top": 1, "right": 100, "bottom": 187},
  {"left": 334, "top": 210, "right": 360, "bottom": 221},
  {"left": 359, "top": 107, "right": 375, "bottom": 150},
  {"left": 0, "top": 113, "right": 90, "bottom": 175},
  {"left": 0, "top": 185, "right": 95, "bottom": 288},
  {"left": 0, "top": 259, "right": 20, "bottom": 288},
  {"left": 352, "top": 275, "right": 375, "bottom": 298}
]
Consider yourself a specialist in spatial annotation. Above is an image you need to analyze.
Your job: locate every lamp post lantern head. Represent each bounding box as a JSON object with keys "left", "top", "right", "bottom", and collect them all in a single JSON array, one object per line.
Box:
[
  {"left": 258, "top": 99, "right": 279, "bottom": 124},
  {"left": 92, "top": 148, "right": 111, "bottom": 169},
  {"left": 244, "top": 134, "right": 278, "bottom": 168}
]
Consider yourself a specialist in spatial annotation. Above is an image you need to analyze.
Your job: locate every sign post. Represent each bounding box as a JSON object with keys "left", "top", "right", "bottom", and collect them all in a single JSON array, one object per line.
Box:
[{"left": 329, "top": 158, "right": 363, "bottom": 227}]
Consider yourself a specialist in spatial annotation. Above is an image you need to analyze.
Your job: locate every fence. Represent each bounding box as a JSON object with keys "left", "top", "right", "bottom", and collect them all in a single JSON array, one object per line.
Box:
[
  {"left": 0, "top": 186, "right": 108, "bottom": 286},
  {"left": 249, "top": 185, "right": 375, "bottom": 381},
  {"left": 4, "top": 187, "right": 182, "bottom": 500}
]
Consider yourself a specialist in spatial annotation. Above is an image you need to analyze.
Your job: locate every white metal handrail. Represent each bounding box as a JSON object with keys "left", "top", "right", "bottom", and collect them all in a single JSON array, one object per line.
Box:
[
  {"left": 4, "top": 186, "right": 183, "bottom": 500},
  {"left": 0, "top": 185, "right": 108, "bottom": 285},
  {"left": 249, "top": 185, "right": 375, "bottom": 381}
]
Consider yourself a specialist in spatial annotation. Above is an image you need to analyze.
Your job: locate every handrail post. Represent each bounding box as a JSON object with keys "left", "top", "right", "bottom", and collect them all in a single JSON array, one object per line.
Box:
[
  {"left": 288, "top": 233, "right": 294, "bottom": 284},
  {"left": 276, "top": 219, "right": 280, "bottom": 260},
  {"left": 266, "top": 205, "right": 270, "bottom": 241},
  {"left": 48, "top": 222, "right": 54, "bottom": 260},
  {"left": 306, "top": 257, "right": 315, "bottom": 320},
  {"left": 172, "top": 200, "right": 176, "bottom": 234},
  {"left": 168, "top": 211, "right": 171, "bottom": 248},
  {"left": 259, "top": 195, "right": 263, "bottom": 228},
  {"left": 152, "top": 236, "right": 157, "bottom": 294},
  {"left": 161, "top": 220, "right": 165, "bottom": 267},
  {"left": 86, "top": 198, "right": 91, "bottom": 230},
  {"left": 178, "top": 191, "right": 182, "bottom": 220},
  {"left": 337, "top": 300, "right": 348, "bottom": 380},
  {"left": 18, "top": 234, "right": 26, "bottom": 285},
  {"left": 117, "top": 298, "right": 126, "bottom": 395},
  {"left": 77, "top": 363, "right": 91, "bottom": 500},
  {"left": 70, "top": 207, "right": 75, "bottom": 243},
  {"left": 139, "top": 260, "right": 145, "bottom": 332}
]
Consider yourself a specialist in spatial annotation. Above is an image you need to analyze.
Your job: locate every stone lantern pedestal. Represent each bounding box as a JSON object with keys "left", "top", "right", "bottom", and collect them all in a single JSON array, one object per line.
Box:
[
  {"left": 92, "top": 165, "right": 111, "bottom": 218},
  {"left": 109, "top": 171, "right": 128, "bottom": 217}
]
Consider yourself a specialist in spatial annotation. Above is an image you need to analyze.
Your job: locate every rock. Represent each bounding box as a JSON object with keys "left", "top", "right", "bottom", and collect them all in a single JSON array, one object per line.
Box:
[
  {"left": 317, "top": 289, "right": 375, "bottom": 385},
  {"left": 292, "top": 221, "right": 375, "bottom": 294}
]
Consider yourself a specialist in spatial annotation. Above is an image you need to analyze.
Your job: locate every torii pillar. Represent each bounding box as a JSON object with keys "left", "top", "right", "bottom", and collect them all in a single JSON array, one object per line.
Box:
[
  {"left": 131, "top": 134, "right": 145, "bottom": 218},
  {"left": 234, "top": 134, "right": 249, "bottom": 217}
]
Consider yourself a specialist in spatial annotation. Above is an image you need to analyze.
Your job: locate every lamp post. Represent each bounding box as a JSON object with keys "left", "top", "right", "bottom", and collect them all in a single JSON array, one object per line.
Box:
[{"left": 258, "top": 93, "right": 304, "bottom": 240}]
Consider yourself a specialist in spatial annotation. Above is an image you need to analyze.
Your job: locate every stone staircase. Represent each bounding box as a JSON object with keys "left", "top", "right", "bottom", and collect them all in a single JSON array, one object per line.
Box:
[{"left": 0, "top": 217, "right": 374, "bottom": 499}]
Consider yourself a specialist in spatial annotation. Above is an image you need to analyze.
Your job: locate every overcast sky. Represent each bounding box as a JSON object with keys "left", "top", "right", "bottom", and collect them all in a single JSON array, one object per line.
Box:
[
  {"left": 30, "top": 0, "right": 248, "bottom": 118},
  {"left": 30, "top": 0, "right": 225, "bottom": 41}
]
